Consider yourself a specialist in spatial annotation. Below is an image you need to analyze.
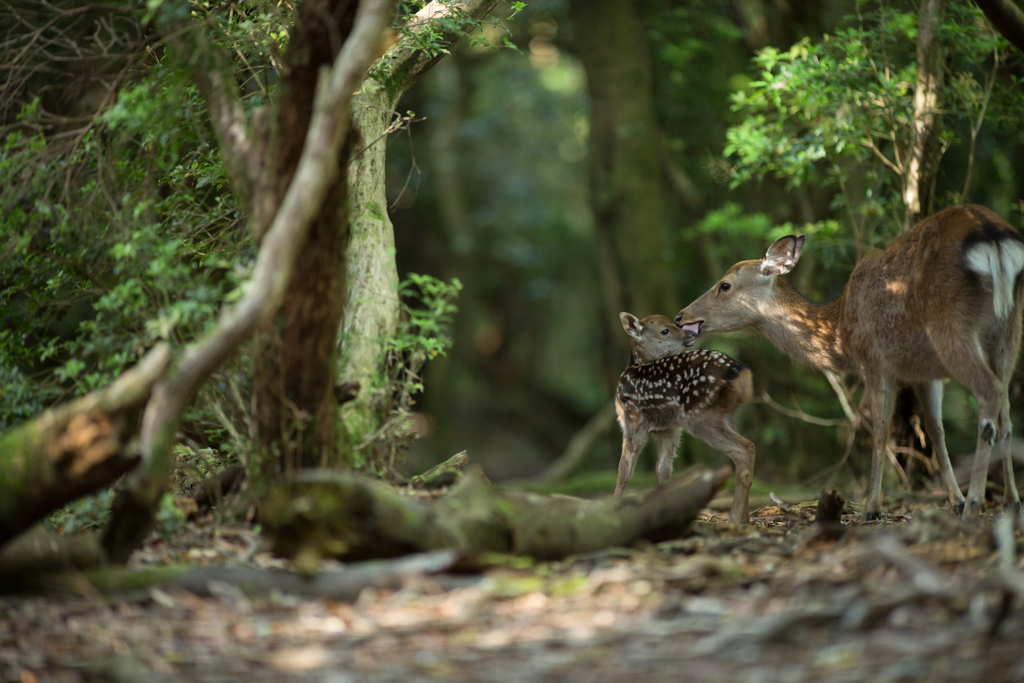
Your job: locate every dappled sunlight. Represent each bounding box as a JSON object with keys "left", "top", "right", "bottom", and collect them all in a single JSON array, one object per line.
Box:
[{"left": 884, "top": 277, "right": 907, "bottom": 295}]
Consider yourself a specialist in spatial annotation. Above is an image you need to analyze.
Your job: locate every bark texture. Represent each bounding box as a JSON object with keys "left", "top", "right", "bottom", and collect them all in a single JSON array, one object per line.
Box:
[{"left": 251, "top": 0, "right": 360, "bottom": 475}]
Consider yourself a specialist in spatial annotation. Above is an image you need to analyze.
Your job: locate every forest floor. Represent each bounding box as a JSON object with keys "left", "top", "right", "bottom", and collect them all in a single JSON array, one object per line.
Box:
[{"left": 3, "top": 488, "right": 1024, "bottom": 683}]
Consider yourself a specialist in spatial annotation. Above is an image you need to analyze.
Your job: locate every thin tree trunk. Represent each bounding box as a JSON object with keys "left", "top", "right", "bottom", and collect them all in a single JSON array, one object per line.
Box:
[
  {"left": 250, "top": 0, "right": 361, "bottom": 476},
  {"left": 339, "top": 0, "right": 498, "bottom": 470},
  {"left": 893, "top": 0, "right": 946, "bottom": 483},
  {"left": 903, "top": 0, "right": 946, "bottom": 230}
]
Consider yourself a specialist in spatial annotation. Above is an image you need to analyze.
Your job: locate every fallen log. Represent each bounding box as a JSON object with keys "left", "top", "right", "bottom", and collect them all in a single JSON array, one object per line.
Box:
[
  {"left": 0, "top": 546, "right": 459, "bottom": 600},
  {"left": 261, "top": 464, "right": 730, "bottom": 571},
  {"left": 0, "top": 345, "right": 170, "bottom": 548}
]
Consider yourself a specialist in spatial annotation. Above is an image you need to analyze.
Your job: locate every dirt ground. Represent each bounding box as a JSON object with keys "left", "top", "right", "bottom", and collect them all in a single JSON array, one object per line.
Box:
[{"left": 3, "top": 491, "right": 1024, "bottom": 683}]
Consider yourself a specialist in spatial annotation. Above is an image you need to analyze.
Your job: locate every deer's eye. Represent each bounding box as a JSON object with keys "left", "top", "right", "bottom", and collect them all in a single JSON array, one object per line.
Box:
[
  {"left": 719, "top": 282, "right": 732, "bottom": 293},
  {"left": 660, "top": 328, "right": 670, "bottom": 336}
]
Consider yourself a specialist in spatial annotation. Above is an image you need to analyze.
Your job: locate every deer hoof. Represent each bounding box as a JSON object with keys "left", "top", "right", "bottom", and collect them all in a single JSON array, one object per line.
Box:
[
  {"left": 1003, "top": 501, "right": 1021, "bottom": 517},
  {"left": 951, "top": 501, "right": 965, "bottom": 517},
  {"left": 960, "top": 499, "right": 982, "bottom": 522},
  {"left": 863, "top": 511, "right": 883, "bottom": 522}
]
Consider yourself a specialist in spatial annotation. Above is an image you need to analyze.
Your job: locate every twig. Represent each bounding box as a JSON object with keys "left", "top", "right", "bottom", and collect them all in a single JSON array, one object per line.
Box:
[
  {"left": 757, "top": 391, "right": 848, "bottom": 427},
  {"left": 824, "top": 370, "right": 859, "bottom": 425}
]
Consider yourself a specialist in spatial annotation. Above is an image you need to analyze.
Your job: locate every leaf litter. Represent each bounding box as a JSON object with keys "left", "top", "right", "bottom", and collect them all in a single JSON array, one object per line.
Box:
[{"left": 2, "top": 493, "right": 1024, "bottom": 682}]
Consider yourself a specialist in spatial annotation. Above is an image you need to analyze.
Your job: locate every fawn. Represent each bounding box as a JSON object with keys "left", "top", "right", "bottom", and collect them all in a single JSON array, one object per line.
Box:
[
  {"left": 615, "top": 312, "right": 755, "bottom": 524},
  {"left": 676, "top": 204, "right": 1024, "bottom": 521}
]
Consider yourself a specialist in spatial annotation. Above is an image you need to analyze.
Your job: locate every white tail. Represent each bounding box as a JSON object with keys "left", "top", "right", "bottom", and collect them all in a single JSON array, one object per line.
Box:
[
  {"left": 963, "top": 239, "right": 1024, "bottom": 320},
  {"left": 615, "top": 312, "right": 755, "bottom": 524},
  {"left": 676, "top": 204, "right": 1024, "bottom": 521}
]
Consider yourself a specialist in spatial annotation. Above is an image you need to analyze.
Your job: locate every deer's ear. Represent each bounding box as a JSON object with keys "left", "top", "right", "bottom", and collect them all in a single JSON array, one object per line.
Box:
[
  {"left": 619, "top": 312, "right": 642, "bottom": 339},
  {"left": 760, "top": 235, "right": 806, "bottom": 276}
]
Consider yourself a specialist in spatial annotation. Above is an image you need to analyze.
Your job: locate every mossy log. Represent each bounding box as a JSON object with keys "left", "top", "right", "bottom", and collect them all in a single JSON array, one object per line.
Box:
[
  {"left": 262, "top": 465, "right": 730, "bottom": 571},
  {"left": 0, "top": 346, "right": 170, "bottom": 548}
]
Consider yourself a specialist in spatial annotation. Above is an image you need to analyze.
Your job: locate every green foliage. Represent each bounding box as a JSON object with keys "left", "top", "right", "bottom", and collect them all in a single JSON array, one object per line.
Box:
[
  {"left": 155, "top": 491, "right": 190, "bottom": 538},
  {"left": 47, "top": 489, "right": 187, "bottom": 538},
  {"left": 46, "top": 489, "right": 116, "bottom": 534},
  {"left": 350, "top": 273, "right": 462, "bottom": 471},
  {"left": 723, "top": 3, "right": 1024, "bottom": 233},
  {"left": 390, "top": 273, "right": 463, "bottom": 365},
  {"left": 686, "top": 202, "right": 841, "bottom": 244},
  {"left": 0, "top": 33, "right": 257, "bottom": 432}
]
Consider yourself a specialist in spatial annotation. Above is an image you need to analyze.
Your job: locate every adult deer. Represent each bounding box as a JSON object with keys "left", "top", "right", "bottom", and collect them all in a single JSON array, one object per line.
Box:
[
  {"left": 615, "top": 313, "right": 755, "bottom": 524},
  {"left": 675, "top": 205, "right": 1024, "bottom": 521}
]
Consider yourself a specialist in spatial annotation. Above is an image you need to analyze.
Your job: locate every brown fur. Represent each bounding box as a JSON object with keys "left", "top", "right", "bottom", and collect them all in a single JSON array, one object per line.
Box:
[
  {"left": 676, "top": 204, "right": 1024, "bottom": 521},
  {"left": 615, "top": 313, "right": 755, "bottom": 524}
]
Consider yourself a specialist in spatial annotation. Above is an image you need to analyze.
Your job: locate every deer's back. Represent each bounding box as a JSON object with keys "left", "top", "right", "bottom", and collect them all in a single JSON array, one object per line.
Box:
[{"left": 840, "top": 205, "right": 1024, "bottom": 380}]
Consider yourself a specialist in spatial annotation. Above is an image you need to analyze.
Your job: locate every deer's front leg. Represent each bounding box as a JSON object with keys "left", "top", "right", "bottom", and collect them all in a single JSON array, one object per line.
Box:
[{"left": 615, "top": 421, "right": 647, "bottom": 495}]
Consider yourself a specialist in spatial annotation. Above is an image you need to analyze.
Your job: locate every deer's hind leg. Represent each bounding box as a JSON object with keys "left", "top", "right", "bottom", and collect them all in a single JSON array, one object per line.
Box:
[
  {"left": 690, "top": 415, "right": 755, "bottom": 525},
  {"left": 652, "top": 429, "right": 683, "bottom": 485},
  {"left": 928, "top": 326, "right": 1005, "bottom": 522},
  {"left": 988, "top": 305, "right": 1024, "bottom": 516}
]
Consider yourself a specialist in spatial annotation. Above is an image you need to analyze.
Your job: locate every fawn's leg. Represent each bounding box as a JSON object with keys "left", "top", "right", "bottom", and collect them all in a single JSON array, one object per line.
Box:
[
  {"left": 652, "top": 429, "right": 682, "bottom": 485},
  {"left": 690, "top": 417, "right": 755, "bottom": 524},
  {"left": 615, "top": 419, "right": 648, "bottom": 495}
]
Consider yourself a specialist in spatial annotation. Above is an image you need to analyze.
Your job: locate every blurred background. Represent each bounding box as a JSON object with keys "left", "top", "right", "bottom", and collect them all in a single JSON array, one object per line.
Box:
[{"left": 3, "top": 0, "right": 1024, "bottom": 501}]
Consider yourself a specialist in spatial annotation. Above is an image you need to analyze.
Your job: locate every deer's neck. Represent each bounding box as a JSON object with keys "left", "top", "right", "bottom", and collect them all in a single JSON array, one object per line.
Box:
[{"left": 756, "top": 278, "right": 850, "bottom": 374}]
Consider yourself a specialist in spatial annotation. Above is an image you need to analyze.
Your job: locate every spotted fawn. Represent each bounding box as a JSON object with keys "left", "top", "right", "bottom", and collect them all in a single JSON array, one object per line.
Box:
[{"left": 615, "top": 312, "right": 755, "bottom": 524}]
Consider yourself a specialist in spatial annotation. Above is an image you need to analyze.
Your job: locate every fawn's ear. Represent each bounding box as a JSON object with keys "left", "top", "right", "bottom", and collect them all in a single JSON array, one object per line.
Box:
[
  {"left": 760, "top": 235, "right": 806, "bottom": 276},
  {"left": 619, "top": 312, "right": 643, "bottom": 339}
]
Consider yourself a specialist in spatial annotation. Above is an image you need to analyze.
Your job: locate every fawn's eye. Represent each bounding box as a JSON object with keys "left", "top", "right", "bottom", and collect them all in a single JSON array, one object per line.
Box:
[
  {"left": 660, "top": 328, "right": 670, "bottom": 336},
  {"left": 719, "top": 282, "right": 732, "bottom": 292}
]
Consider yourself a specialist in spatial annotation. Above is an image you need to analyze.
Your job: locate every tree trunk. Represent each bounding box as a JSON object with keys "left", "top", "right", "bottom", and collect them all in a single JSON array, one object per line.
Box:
[
  {"left": 903, "top": 0, "right": 946, "bottom": 230},
  {"left": 892, "top": 0, "right": 946, "bottom": 476},
  {"left": 340, "top": 93, "right": 404, "bottom": 459},
  {"left": 339, "top": 0, "right": 498, "bottom": 471},
  {"left": 251, "top": 0, "right": 360, "bottom": 476},
  {"left": 569, "top": 0, "right": 675, "bottom": 372}
]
